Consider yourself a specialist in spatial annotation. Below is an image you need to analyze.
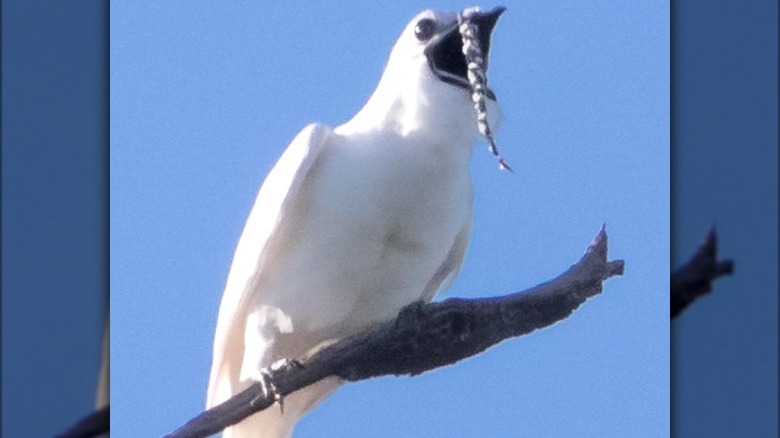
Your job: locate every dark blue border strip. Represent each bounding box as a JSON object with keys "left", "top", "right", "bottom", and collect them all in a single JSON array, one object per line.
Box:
[{"left": 1, "top": 1, "right": 108, "bottom": 435}]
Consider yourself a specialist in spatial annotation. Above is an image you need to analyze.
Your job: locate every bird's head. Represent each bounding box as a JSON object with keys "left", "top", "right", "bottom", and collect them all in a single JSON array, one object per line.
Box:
[{"left": 339, "top": 7, "right": 505, "bottom": 142}]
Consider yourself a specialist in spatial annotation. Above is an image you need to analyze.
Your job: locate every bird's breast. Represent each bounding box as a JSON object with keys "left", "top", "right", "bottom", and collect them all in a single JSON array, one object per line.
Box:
[{"left": 262, "top": 133, "right": 472, "bottom": 336}]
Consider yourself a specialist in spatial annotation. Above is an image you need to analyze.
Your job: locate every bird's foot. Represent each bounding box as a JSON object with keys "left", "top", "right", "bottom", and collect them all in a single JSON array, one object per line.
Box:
[
  {"left": 271, "top": 357, "right": 303, "bottom": 372},
  {"left": 250, "top": 359, "right": 304, "bottom": 413},
  {"left": 250, "top": 367, "right": 283, "bottom": 412}
]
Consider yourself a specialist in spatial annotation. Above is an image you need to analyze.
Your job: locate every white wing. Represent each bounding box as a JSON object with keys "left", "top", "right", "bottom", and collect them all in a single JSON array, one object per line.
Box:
[
  {"left": 420, "top": 216, "right": 472, "bottom": 302},
  {"left": 206, "top": 123, "right": 332, "bottom": 409}
]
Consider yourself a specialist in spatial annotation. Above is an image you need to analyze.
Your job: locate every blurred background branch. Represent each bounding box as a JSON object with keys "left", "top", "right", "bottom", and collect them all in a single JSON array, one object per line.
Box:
[{"left": 671, "top": 229, "right": 734, "bottom": 319}]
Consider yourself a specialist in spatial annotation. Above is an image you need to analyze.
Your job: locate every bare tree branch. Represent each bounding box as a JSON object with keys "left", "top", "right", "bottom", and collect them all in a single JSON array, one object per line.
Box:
[
  {"left": 671, "top": 228, "right": 734, "bottom": 319},
  {"left": 53, "top": 406, "right": 109, "bottom": 438},
  {"left": 166, "top": 227, "right": 624, "bottom": 438}
]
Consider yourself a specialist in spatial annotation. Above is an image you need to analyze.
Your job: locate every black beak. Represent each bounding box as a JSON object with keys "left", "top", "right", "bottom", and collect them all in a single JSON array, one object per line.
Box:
[
  {"left": 467, "top": 7, "right": 505, "bottom": 72},
  {"left": 424, "top": 7, "right": 505, "bottom": 100}
]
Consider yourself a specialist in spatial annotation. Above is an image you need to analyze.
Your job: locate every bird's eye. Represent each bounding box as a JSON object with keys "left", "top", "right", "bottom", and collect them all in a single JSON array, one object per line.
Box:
[{"left": 414, "top": 18, "right": 436, "bottom": 42}]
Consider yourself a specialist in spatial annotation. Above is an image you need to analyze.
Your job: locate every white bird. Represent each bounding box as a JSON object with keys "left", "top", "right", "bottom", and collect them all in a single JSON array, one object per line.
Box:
[{"left": 207, "top": 7, "right": 505, "bottom": 437}]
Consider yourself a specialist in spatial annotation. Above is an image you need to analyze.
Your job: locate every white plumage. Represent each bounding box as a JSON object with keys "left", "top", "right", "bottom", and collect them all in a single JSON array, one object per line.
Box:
[{"left": 207, "top": 7, "right": 504, "bottom": 437}]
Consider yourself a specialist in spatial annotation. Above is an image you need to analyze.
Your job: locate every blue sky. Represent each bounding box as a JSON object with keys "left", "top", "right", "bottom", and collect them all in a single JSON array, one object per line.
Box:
[{"left": 110, "top": 2, "right": 669, "bottom": 437}]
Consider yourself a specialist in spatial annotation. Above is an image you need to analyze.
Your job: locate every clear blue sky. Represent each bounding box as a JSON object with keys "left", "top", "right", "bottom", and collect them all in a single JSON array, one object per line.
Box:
[{"left": 111, "top": 2, "right": 669, "bottom": 437}]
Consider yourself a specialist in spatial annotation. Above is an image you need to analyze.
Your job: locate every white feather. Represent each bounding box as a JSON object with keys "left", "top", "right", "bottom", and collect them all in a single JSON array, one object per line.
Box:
[{"left": 207, "top": 8, "right": 501, "bottom": 437}]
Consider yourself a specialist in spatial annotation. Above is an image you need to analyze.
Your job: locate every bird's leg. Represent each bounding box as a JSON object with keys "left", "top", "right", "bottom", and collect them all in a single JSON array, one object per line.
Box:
[
  {"left": 265, "top": 358, "right": 305, "bottom": 413},
  {"left": 242, "top": 307, "right": 295, "bottom": 412},
  {"left": 249, "top": 367, "right": 281, "bottom": 411}
]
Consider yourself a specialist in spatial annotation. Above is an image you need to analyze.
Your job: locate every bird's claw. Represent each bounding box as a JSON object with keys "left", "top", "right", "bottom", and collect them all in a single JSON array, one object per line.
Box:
[
  {"left": 249, "top": 358, "right": 303, "bottom": 412},
  {"left": 270, "top": 357, "right": 301, "bottom": 371},
  {"left": 272, "top": 357, "right": 304, "bottom": 371},
  {"left": 250, "top": 368, "right": 284, "bottom": 413}
]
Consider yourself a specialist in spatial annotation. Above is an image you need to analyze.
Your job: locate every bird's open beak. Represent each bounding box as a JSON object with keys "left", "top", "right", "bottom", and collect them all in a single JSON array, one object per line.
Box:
[{"left": 424, "top": 6, "right": 505, "bottom": 100}]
